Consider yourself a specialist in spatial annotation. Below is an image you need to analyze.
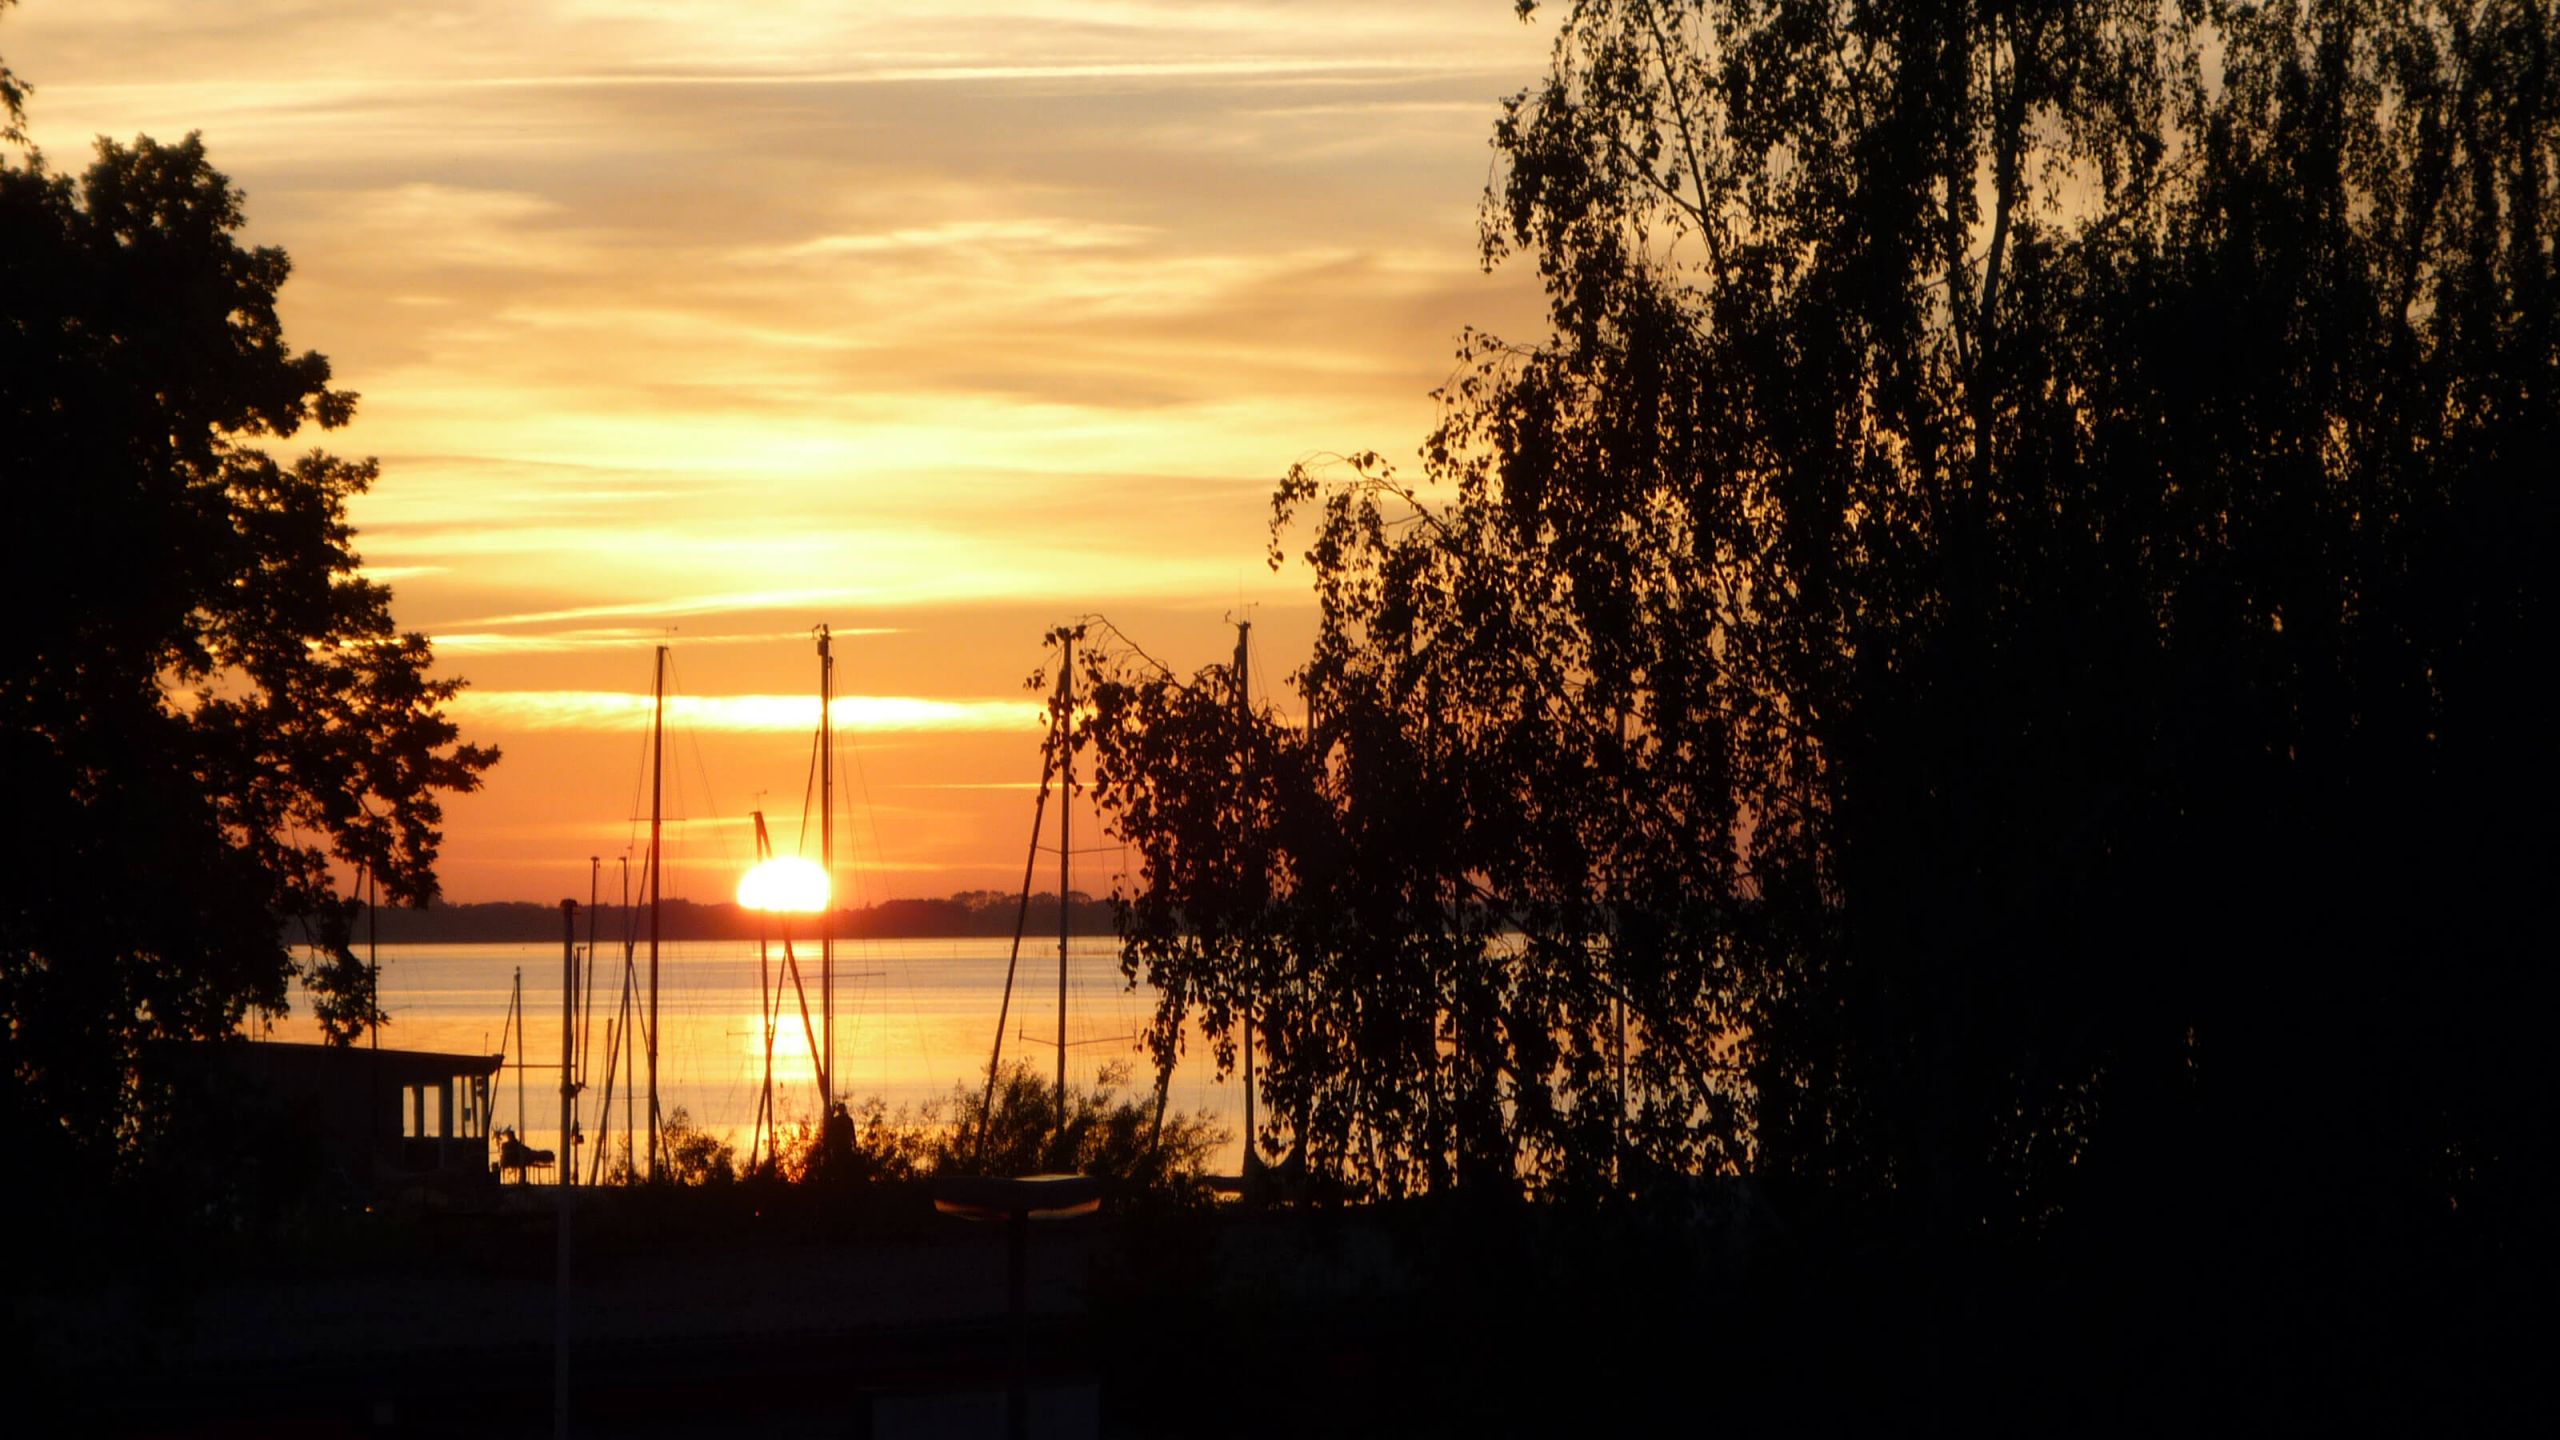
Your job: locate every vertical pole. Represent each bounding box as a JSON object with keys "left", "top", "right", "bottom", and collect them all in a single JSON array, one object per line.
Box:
[
  {"left": 560, "top": 900, "right": 578, "bottom": 1184},
  {"left": 591, "top": 1019, "right": 616, "bottom": 1186},
  {"left": 1007, "top": 1211, "right": 1029, "bottom": 1440},
  {"left": 619, "top": 855, "right": 634, "bottom": 1182},
  {"left": 978, "top": 726, "right": 1056, "bottom": 1169},
  {"left": 555, "top": 906, "right": 575, "bottom": 1439},
  {"left": 1056, "top": 630, "right": 1072, "bottom": 1147},
  {"left": 513, "top": 966, "right": 526, "bottom": 1137},
  {"left": 366, "top": 864, "right": 379, "bottom": 1184},
  {"left": 1236, "top": 621, "right": 1255, "bottom": 1180},
  {"left": 581, "top": 859, "right": 597, "bottom": 1165},
  {"left": 752, "top": 810, "right": 775, "bottom": 1173},
  {"left": 818, "top": 625, "right": 835, "bottom": 1117},
  {"left": 756, "top": 920, "right": 773, "bottom": 1171},
  {"left": 647, "top": 644, "right": 665, "bottom": 1180}
]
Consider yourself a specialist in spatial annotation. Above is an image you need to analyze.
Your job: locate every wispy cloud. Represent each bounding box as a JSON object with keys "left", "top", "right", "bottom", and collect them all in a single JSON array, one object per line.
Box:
[
  {"left": 751, "top": 217, "right": 1157, "bottom": 262},
  {"left": 450, "top": 691, "right": 1042, "bottom": 734},
  {"left": 449, "top": 592, "right": 891, "bottom": 629},
  {"left": 334, "top": 183, "right": 582, "bottom": 270},
  {"left": 429, "top": 627, "right": 880, "bottom": 656}
]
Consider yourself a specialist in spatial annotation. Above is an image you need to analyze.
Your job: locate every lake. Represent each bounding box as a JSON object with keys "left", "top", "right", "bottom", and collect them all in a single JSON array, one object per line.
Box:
[{"left": 276, "top": 937, "right": 1249, "bottom": 1176}]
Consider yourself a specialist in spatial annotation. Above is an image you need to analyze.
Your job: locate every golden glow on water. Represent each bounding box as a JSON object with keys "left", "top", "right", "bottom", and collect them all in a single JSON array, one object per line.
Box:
[
  {"left": 744, "top": 1008, "right": 817, "bottom": 1078},
  {"left": 280, "top": 939, "right": 1245, "bottom": 1173}
]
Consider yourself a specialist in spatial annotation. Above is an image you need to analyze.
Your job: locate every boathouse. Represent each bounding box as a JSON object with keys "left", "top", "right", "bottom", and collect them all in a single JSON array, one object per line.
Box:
[{"left": 195, "top": 1040, "right": 504, "bottom": 1196}]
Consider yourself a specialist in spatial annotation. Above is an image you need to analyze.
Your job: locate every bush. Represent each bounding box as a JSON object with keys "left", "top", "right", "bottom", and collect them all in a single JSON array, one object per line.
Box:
[
  {"left": 950, "top": 1059, "right": 1228, "bottom": 1195},
  {"left": 772, "top": 1060, "right": 1229, "bottom": 1200},
  {"left": 657, "top": 1107, "right": 736, "bottom": 1186}
]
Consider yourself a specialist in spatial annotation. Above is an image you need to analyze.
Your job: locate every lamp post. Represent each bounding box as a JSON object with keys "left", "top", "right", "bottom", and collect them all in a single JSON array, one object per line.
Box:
[
  {"left": 555, "top": 897, "right": 577, "bottom": 1440},
  {"left": 933, "top": 1173, "right": 1103, "bottom": 1440}
]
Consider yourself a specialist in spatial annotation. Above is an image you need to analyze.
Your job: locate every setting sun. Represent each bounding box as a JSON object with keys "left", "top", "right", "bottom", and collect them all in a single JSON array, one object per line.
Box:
[{"left": 736, "top": 856, "right": 830, "bottom": 914}]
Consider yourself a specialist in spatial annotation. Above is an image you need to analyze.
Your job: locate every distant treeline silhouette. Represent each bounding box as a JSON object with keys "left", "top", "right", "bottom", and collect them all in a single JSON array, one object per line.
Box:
[{"left": 353, "top": 890, "right": 1118, "bottom": 944}]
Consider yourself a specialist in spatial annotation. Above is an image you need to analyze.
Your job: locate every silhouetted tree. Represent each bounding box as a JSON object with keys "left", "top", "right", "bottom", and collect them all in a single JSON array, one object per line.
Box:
[
  {"left": 658, "top": 1108, "right": 739, "bottom": 1185},
  {"left": 1086, "top": 0, "right": 2553, "bottom": 1246},
  {"left": 0, "top": 4, "right": 23, "bottom": 148},
  {"left": 1, "top": 76, "right": 494, "bottom": 1197},
  {"left": 1086, "top": 618, "right": 1559, "bottom": 1200}
]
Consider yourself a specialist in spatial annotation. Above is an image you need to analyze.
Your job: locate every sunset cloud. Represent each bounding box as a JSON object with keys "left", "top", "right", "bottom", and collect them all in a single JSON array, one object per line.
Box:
[
  {"left": 445, "top": 591, "right": 881, "bottom": 630},
  {"left": 427, "top": 628, "right": 882, "bottom": 656},
  {"left": 5, "top": 0, "right": 1551, "bottom": 897},
  {"left": 450, "top": 691, "right": 1042, "bottom": 735}
]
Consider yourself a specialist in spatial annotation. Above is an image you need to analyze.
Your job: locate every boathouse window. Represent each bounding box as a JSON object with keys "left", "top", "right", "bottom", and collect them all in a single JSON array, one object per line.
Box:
[{"left": 402, "top": 1084, "right": 448, "bottom": 1139}]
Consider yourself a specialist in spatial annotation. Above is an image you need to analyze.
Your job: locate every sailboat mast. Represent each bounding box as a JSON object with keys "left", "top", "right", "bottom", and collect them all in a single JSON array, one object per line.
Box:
[
  {"left": 1056, "top": 629, "right": 1072, "bottom": 1139},
  {"left": 560, "top": 899, "right": 578, "bottom": 1189},
  {"left": 366, "top": 866, "right": 379, "bottom": 1053},
  {"left": 818, "top": 624, "right": 835, "bottom": 1115},
  {"left": 511, "top": 966, "right": 526, "bottom": 1136},
  {"left": 619, "top": 854, "right": 634, "bottom": 1181},
  {"left": 1236, "top": 620, "right": 1254, "bottom": 1177},
  {"left": 647, "top": 643, "right": 665, "bottom": 1181},
  {"left": 581, "top": 857, "right": 598, "bottom": 1168},
  {"left": 751, "top": 810, "right": 776, "bottom": 1172},
  {"left": 977, "top": 671, "right": 1059, "bottom": 1166}
]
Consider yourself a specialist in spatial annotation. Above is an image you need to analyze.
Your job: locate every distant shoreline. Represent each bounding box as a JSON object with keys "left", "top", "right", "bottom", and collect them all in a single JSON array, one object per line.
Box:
[{"left": 347, "top": 893, "right": 1119, "bottom": 944}]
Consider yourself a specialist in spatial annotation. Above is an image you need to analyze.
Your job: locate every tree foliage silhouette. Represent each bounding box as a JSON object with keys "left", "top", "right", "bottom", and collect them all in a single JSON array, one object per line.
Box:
[
  {"left": 1, "top": 101, "right": 495, "bottom": 1188},
  {"left": 1086, "top": 0, "right": 2553, "bottom": 1237}
]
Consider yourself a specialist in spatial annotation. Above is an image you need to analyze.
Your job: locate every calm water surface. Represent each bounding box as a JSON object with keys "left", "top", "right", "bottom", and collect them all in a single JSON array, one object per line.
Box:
[{"left": 278, "top": 938, "right": 1246, "bottom": 1173}]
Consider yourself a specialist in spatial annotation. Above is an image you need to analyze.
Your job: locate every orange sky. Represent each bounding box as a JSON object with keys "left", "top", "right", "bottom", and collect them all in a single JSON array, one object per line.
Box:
[{"left": 7, "top": 1, "right": 1550, "bottom": 901}]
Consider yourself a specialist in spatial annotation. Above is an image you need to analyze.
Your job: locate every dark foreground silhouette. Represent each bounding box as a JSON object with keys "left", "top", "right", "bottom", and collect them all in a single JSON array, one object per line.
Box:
[{"left": 6, "top": 1178, "right": 2537, "bottom": 1435}]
